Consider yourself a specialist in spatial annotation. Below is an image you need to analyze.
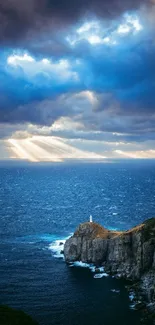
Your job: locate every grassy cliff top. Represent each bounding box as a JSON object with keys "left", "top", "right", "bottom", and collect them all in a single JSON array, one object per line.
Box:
[
  {"left": 74, "top": 222, "right": 121, "bottom": 239},
  {"left": 125, "top": 217, "right": 155, "bottom": 238},
  {"left": 74, "top": 218, "right": 155, "bottom": 241}
]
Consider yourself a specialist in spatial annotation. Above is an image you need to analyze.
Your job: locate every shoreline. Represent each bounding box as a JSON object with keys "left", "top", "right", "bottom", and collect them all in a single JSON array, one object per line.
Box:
[{"left": 64, "top": 218, "right": 155, "bottom": 324}]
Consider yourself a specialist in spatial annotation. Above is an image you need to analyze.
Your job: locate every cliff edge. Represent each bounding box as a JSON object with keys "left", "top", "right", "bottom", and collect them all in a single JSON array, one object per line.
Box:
[{"left": 64, "top": 218, "right": 155, "bottom": 313}]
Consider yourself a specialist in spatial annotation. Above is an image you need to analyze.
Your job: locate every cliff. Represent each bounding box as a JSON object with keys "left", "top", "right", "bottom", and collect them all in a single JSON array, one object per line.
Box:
[{"left": 64, "top": 218, "right": 155, "bottom": 313}]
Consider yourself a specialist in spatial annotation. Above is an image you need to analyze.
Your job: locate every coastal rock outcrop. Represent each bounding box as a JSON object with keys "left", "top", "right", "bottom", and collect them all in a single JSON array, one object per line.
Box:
[
  {"left": 64, "top": 222, "right": 119, "bottom": 264},
  {"left": 64, "top": 218, "right": 155, "bottom": 310}
]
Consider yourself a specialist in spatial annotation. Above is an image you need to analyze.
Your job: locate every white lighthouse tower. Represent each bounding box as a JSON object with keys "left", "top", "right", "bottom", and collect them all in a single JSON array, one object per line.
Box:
[{"left": 90, "top": 215, "right": 93, "bottom": 223}]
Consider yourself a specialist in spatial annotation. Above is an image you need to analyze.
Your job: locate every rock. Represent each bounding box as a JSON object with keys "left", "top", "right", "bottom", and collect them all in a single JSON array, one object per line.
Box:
[
  {"left": 59, "top": 242, "right": 64, "bottom": 246},
  {"left": 135, "top": 302, "right": 146, "bottom": 310},
  {"left": 0, "top": 305, "right": 39, "bottom": 325},
  {"left": 64, "top": 218, "right": 155, "bottom": 313},
  {"left": 64, "top": 222, "right": 118, "bottom": 264},
  {"left": 95, "top": 268, "right": 102, "bottom": 273}
]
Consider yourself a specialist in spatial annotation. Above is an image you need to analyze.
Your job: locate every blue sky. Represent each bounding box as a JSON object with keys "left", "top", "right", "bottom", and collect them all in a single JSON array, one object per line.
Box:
[{"left": 0, "top": 0, "right": 155, "bottom": 161}]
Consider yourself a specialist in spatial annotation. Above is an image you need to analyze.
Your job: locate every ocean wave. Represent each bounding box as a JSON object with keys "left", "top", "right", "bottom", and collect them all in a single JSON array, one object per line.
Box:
[
  {"left": 69, "top": 262, "right": 109, "bottom": 278},
  {"left": 94, "top": 205, "right": 102, "bottom": 209},
  {"left": 129, "top": 291, "right": 135, "bottom": 302},
  {"left": 49, "top": 240, "right": 65, "bottom": 258},
  {"left": 129, "top": 303, "right": 136, "bottom": 310},
  {"left": 111, "top": 289, "right": 120, "bottom": 293},
  {"left": 49, "top": 234, "right": 72, "bottom": 258},
  {"left": 69, "top": 261, "right": 91, "bottom": 268},
  {"left": 94, "top": 273, "right": 109, "bottom": 279},
  {"left": 129, "top": 291, "right": 136, "bottom": 310},
  {"left": 50, "top": 240, "right": 109, "bottom": 278},
  {"left": 109, "top": 205, "right": 117, "bottom": 210},
  {"left": 7, "top": 233, "right": 58, "bottom": 245}
]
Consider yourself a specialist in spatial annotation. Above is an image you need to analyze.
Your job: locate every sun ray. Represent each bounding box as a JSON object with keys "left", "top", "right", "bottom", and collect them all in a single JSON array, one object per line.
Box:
[
  {"left": 8, "top": 139, "right": 38, "bottom": 162},
  {"left": 23, "top": 139, "right": 63, "bottom": 162},
  {"left": 8, "top": 136, "right": 105, "bottom": 162}
]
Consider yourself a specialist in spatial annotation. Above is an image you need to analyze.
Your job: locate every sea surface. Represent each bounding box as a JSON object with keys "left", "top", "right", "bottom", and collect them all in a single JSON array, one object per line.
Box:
[{"left": 0, "top": 161, "right": 155, "bottom": 325}]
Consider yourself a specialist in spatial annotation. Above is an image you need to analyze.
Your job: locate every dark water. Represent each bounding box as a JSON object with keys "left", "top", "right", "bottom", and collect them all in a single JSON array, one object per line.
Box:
[{"left": 0, "top": 161, "right": 155, "bottom": 325}]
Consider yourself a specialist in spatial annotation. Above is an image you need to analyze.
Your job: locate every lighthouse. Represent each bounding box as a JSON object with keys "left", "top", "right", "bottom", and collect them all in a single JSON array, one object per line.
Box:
[{"left": 90, "top": 215, "right": 93, "bottom": 223}]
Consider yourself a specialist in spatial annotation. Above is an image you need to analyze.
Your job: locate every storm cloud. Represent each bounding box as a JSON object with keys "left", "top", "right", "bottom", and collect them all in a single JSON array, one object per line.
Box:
[
  {"left": 0, "top": 0, "right": 154, "bottom": 44},
  {"left": 0, "top": 0, "right": 155, "bottom": 159}
]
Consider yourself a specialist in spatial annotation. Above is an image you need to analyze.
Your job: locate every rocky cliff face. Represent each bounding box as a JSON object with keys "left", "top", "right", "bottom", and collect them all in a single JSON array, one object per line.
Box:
[{"left": 64, "top": 218, "right": 155, "bottom": 309}]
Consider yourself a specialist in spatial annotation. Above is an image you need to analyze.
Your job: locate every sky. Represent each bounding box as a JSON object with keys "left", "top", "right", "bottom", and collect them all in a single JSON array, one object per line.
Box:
[{"left": 0, "top": 0, "right": 155, "bottom": 162}]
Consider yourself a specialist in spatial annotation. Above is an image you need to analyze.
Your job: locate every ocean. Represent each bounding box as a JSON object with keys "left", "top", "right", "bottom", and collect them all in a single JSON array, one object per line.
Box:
[{"left": 0, "top": 161, "right": 155, "bottom": 325}]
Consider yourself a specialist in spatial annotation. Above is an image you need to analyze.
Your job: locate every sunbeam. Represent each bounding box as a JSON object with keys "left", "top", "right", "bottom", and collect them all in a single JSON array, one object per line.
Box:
[
  {"left": 8, "top": 136, "right": 105, "bottom": 162},
  {"left": 8, "top": 139, "right": 38, "bottom": 162}
]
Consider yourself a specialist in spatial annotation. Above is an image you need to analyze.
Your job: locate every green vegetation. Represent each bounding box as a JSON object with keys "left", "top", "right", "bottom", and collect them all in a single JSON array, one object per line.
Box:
[{"left": 0, "top": 305, "right": 39, "bottom": 325}]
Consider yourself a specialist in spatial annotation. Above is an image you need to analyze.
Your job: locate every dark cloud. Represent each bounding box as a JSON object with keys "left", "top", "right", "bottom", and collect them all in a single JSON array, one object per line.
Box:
[
  {"left": 0, "top": 54, "right": 81, "bottom": 125},
  {"left": 0, "top": 0, "right": 155, "bottom": 145},
  {"left": 0, "top": 0, "right": 153, "bottom": 45},
  {"left": 38, "top": 128, "right": 155, "bottom": 143},
  {"left": 0, "top": 93, "right": 75, "bottom": 126},
  {"left": 0, "top": 123, "right": 27, "bottom": 139}
]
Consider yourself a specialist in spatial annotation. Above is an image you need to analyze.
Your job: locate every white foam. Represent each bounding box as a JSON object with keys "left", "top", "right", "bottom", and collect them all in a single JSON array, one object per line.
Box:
[
  {"left": 69, "top": 262, "right": 107, "bottom": 274},
  {"left": 49, "top": 239, "right": 65, "bottom": 258},
  {"left": 109, "top": 205, "right": 117, "bottom": 210},
  {"left": 129, "top": 303, "right": 136, "bottom": 310},
  {"left": 94, "top": 205, "right": 102, "bottom": 209},
  {"left": 89, "top": 266, "right": 105, "bottom": 273},
  {"left": 89, "top": 265, "right": 96, "bottom": 273},
  {"left": 94, "top": 273, "right": 109, "bottom": 279},
  {"left": 97, "top": 266, "right": 105, "bottom": 272},
  {"left": 129, "top": 291, "right": 136, "bottom": 309},
  {"left": 68, "top": 261, "right": 109, "bottom": 279},
  {"left": 49, "top": 234, "right": 72, "bottom": 258},
  {"left": 129, "top": 292, "right": 135, "bottom": 301},
  {"left": 69, "top": 261, "right": 90, "bottom": 268},
  {"left": 49, "top": 238, "right": 110, "bottom": 278},
  {"left": 111, "top": 289, "right": 120, "bottom": 293},
  {"left": 90, "top": 266, "right": 105, "bottom": 272}
]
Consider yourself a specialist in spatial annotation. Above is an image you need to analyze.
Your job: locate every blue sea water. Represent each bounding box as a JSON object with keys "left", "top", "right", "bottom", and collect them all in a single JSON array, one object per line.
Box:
[{"left": 0, "top": 161, "right": 155, "bottom": 325}]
